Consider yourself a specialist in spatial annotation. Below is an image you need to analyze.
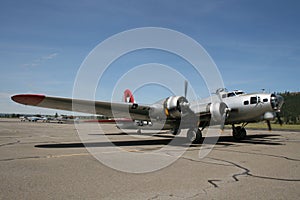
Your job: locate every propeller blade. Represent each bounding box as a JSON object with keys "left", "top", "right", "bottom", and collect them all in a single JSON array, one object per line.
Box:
[
  {"left": 266, "top": 120, "right": 272, "bottom": 131},
  {"left": 184, "top": 80, "right": 188, "bottom": 98},
  {"left": 276, "top": 112, "right": 283, "bottom": 126}
]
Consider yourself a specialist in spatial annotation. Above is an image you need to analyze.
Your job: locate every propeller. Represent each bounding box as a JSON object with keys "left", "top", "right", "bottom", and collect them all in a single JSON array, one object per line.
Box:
[
  {"left": 180, "top": 80, "right": 190, "bottom": 111},
  {"left": 214, "top": 88, "right": 230, "bottom": 130},
  {"left": 184, "top": 80, "right": 188, "bottom": 99},
  {"left": 276, "top": 112, "right": 283, "bottom": 126},
  {"left": 266, "top": 120, "right": 272, "bottom": 131},
  {"left": 264, "top": 111, "right": 283, "bottom": 131}
]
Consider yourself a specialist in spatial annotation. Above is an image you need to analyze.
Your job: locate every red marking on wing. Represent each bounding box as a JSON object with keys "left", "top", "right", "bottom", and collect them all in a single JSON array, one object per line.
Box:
[{"left": 11, "top": 94, "right": 46, "bottom": 106}]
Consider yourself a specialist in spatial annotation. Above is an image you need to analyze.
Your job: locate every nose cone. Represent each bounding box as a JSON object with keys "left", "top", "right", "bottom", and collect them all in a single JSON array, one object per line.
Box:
[{"left": 270, "top": 94, "right": 284, "bottom": 111}]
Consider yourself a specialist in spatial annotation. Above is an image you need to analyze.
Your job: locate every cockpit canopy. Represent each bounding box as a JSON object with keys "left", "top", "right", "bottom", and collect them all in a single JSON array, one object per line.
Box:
[{"left": 216, "top": 88, "right": 245, "bottom": 98}]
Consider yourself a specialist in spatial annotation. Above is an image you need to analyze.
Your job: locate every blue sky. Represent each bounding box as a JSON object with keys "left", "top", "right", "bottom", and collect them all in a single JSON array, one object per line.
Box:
[{"left": 0, "top": 0, "right": 299, "bottom": 114}]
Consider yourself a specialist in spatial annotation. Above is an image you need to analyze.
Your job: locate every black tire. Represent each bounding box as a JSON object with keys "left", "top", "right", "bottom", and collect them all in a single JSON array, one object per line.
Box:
[
  {"left": 187, "top": 128, "right": 202, "bottom": 143},
  {"left": 171, "top": 128, "right": 181, "bottom": 135},
  {"left": 232, "top": 126, "right": 247, "bottom": 140}
]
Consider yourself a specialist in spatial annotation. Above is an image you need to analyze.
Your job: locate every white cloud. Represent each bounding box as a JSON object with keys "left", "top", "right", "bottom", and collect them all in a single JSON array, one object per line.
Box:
[
  {"left": 42, "top": 52, "right": 58, "bottom": 60},
  {"left": 22, "top": 52, "right": 58, "bottom": 68}
]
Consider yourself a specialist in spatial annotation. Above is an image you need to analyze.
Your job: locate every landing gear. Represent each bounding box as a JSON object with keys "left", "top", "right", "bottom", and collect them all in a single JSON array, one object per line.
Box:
[
  {"left": 232, "top": 124, "right": 247, "bottom": 140},
  {"left": 170, "top": 128, "right": 181, "bottom": 135},
  {"left": 137, "top": 129, "right": 142, "bottom": 134},
  {"left": 187, "top": 128, "right": 202, "bottom": 143}
]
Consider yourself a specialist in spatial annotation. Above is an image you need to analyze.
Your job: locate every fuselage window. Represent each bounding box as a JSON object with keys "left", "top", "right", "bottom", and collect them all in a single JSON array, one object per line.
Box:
[
  {"left": 250, "top": 96, "right": 257, "bottom": 104},
  {"left": 227, "top": 93, "right": 235, "bottom": 97},
  {"left": 263, "top": 98, "right": 268, "bottom": 102},
  {"left": 222, "top": 94, "right": 227, "bottom": 98},
  {"left": 244, "top": 100, "right": 249, "bottom": 105}
]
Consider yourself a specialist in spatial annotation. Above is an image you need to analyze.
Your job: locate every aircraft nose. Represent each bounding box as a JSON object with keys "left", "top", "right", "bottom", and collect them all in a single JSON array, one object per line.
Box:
[{"left": 270, "top": 94, "right": 284, "bottom": 111}]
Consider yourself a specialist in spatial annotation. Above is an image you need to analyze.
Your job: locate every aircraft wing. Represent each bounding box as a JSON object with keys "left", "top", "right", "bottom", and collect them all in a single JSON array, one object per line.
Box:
[{"left": 11, "top": 94, "right": 151, "bottom": 120}]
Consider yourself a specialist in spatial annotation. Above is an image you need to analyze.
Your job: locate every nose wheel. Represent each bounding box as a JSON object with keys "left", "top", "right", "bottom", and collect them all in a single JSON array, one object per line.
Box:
[
  {"left": 232, "top": 125, "right": 247, "bottom": 140},
  {"left": 187, "top": 128, "right": 202, "bottom": 143}
]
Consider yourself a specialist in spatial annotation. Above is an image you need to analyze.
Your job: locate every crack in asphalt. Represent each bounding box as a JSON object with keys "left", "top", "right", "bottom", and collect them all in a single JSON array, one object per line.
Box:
[
  {"left": 0, "top": 140, "right": 20, "bottom": 147},
  {"left": 179, "top": 153, "right": 300, "bottom": 189},
  {"left": 0, "top": 153, "right": 90, "bottom": 162},
  {"left": 207, "top": 180, "right": 221, "bottom": 188},
  {"left": 215, "top": 148, "right": 300, "bottom": 161},
  {"left": 209, "top": 157, "right": 300, "bottom": 182},
  {"left": 180, "top": 156, "right": 232, "bottom": 167},
  {"left": 0, "top": 156, "right": 42, "bottom": 162},
  {"left": 147, "top": 190, "right": 206, "bottom": 200},
  {"left": 0, "top": 140, "right": 66, "bottom": 147}
]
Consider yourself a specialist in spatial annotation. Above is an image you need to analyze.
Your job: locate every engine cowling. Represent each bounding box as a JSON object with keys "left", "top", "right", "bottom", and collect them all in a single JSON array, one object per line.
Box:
[
  {"left": 164, "top": 96, "right": 189, "bottom": 118},
  {"left": 208, "top": 102, "right": 228, "bottom": 123}
]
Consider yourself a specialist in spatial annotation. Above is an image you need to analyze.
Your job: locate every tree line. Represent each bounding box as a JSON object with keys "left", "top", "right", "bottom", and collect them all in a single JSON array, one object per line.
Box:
[
  {"left": 279, "top": 92, "right": 300, "bottom": 124},
  {"left": 2, "top": 91, "right": 300, "bottom": 124}
]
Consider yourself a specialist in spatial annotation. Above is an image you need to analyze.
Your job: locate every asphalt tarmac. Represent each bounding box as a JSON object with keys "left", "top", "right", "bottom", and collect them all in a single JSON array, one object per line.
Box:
[{"left": 0, "top": 119, "right": 299, "bottom": 199}]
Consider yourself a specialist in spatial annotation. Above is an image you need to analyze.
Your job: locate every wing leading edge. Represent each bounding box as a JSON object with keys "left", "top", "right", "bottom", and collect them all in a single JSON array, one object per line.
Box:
[{"left": 11, "top": 94, "right": 150, "bottom": 120}]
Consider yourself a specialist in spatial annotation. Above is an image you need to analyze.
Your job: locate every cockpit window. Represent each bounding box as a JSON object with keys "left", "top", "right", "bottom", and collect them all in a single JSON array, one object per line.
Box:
[
  {"left": 227, "top": 93, "right": 235, "bottom": 97},
  {"left": 235, "top": 91, "right": 244, "bottom": 95},
  {"left": 223, "top": 90, "right": 245, "bottom": 98}
]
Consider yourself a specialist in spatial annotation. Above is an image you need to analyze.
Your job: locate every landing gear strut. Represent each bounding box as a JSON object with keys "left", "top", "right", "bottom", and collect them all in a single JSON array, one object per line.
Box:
[
  {"left": 137, "top": 129, "right": 142, "bottom": 134},
  {"left": 170, "top": 128, "right": 181, "bottom": 135},
  {"left": 187, "top": 128, "right": 202, "bottom": 143},
  {"left": 232, "top": 124, "right": 247, "bottom": 140}
]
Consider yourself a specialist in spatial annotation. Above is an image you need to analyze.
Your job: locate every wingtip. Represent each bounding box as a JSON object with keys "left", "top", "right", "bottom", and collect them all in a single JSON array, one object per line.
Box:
[{"left": 11, "top": 94, "right": 45, "bottom": 106}]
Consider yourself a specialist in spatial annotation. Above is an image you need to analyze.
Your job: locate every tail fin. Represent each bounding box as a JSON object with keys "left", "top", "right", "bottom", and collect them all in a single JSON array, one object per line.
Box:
[{"left": 123, "top": 89, "right": 135, "bottom": 103}]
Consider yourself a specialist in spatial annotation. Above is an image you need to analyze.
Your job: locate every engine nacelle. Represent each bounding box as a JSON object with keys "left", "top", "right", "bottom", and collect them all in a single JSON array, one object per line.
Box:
[
  {"left": 164, "top": 96, "right": 188, "bottom": 118},
  {"left": 208, "top": 102, "right": 228, "bottom": 123},
  {"left": 263, "top": 112, "right": 275, "bottom": 120}
]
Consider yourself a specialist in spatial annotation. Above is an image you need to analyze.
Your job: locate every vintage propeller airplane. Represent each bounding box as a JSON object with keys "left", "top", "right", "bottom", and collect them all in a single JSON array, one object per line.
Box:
[{"left": 11, "top": 82, "right": 284, "bottom": 143}]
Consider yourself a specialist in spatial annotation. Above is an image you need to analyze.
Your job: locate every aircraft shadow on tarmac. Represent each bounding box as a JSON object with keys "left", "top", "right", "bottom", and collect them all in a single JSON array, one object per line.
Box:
[{"left": 35, "top": 133, "right": 282, "bottom": 149}]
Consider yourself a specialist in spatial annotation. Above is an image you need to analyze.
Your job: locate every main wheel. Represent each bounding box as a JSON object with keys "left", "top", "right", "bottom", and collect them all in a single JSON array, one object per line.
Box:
[
  {"left": 187, "top": 128, "right": 202, "bottom": 143},
  {"left": 232, "top": 126, "right": 247, "bottom": 140},
  {"left": 170, "top": 128, "right": 181, "bottom": 135}
]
